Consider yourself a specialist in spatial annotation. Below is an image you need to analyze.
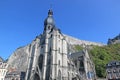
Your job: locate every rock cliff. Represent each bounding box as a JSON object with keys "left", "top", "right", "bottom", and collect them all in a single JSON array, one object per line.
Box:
[
  {"left": 7, "top": 45, "right": 30, "bottom": 71},
  {"left": 108, "top": 34, "right": 120, "bottom": 45},
  {"left": 64, "top": 34, "right": 104, "bottom": 46}
]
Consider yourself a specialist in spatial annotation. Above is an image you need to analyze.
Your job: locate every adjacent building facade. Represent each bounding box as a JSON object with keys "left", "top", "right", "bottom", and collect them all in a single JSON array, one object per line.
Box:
[
  {"left": 0, "top": 61, "right": 8, "bottom": 80},
  {"left": 5, "top": 71, "right": 25, "bottom": 80},
  {"left": 25, "top": 9, "right": 96, "bottom": 80},
  {"left": 106, "top": 61, "right": 120, "bottom": 80},
  {"left": 71, "top": 49, "right": 96, "bottom": 80}
]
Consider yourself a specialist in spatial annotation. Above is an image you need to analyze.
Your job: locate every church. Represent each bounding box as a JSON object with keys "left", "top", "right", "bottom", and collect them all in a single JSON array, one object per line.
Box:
[{"left": 25, "top": 9, "right": 96, "bottom": 80}]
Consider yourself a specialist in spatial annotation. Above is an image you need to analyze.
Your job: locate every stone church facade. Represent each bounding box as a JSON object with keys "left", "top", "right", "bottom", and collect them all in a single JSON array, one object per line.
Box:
[{"left": 25, "top": 10, "right": 96, "bottom": 80}]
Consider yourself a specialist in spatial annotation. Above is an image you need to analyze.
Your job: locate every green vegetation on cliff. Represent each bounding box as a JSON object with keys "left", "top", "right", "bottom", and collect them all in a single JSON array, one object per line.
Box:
[
  {"left": 74, "top": 45, "right": 83, "bottom": 51},
  {"left": 89, "top": 43, "right": 120, "bottom": 78}
]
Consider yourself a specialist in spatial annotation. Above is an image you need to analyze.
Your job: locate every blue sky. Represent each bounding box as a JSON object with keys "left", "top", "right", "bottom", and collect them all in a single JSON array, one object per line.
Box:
[{"left": 0, "top": 0, "right": 120, "bottom": 59}]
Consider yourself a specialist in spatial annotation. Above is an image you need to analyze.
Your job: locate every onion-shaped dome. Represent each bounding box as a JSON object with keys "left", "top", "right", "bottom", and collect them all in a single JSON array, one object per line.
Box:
[{"left": 44, "top": 9, "right": 55, "bottom": 26}]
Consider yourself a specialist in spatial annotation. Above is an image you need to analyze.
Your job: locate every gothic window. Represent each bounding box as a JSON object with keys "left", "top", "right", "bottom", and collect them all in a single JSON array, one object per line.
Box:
[
  {"left": 39, "top": 55, "right": 43, "bottom": 70},
  {"left": 58, "top": 61, "right": 60, "bottom": 65},
  {"left": 50, "top": 35, "right": 52, "bottom": 38},
  {"left": 58, "top": 70, "right": 61, "bottom": 80},
  {"left": 79, "top": 60, "right": 84, "bottom": 71},
  {"left": 49, "top": 47, "right": 52, "bottom": 55},
  {"left": 80, "top": 61, "right": 84, "bottom": 68},
  {"left": 59, "top": 48, "right": 60, "bottom": 53}
]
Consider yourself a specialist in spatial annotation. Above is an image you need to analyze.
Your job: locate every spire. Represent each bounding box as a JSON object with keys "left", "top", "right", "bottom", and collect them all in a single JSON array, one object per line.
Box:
[{"left": 49, "top": 2, "right": 53, "bottom": 15}]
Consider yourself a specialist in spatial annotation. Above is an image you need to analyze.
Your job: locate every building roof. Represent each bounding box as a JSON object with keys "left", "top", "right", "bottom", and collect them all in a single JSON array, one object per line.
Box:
[
  {"left": 106, "top": 61, "right": 120, "bottom": 68},
  {"left": 71, "top": 50, "right": 85, "bottom": 60}
]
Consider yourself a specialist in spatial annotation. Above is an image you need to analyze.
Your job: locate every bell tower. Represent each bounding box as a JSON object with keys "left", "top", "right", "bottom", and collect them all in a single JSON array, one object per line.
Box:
[
  {"left": 41, "top": 9, "right": 68, "bottom": 80},
  {"left": 44, "top": 9, "right": 55, "bottom": 33},
  {"left": 25, "top": 9, "right": 68, "bottom": 80}
]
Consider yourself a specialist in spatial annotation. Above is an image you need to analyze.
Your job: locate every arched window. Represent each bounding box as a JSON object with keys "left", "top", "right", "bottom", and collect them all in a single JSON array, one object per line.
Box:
[
  {"left": 49, "top": 47, "right": 52, "bottom": 55},
  {"left": 80, "top": 60, "right": 84, "bottom": 67},
  {"left": 59, "top": 48, "right": 60, "bottom": 53},
  {"left": 50, "top": 35, "right": 52, "bottom": 38},
  {"left": 39, "top": 55, "right": 43, "bottom": 70},
  {"left": 79, "top": 60, "right": 84, "bottom": 71},
  {"left": 58, "top": 70, "right": 61, "bottom": 80},
  {"left": 68, "top": 63, "right": 70, "bottom": 70},
  {"left": 59, "top": 60, "right": 60, "bottom": 66}
]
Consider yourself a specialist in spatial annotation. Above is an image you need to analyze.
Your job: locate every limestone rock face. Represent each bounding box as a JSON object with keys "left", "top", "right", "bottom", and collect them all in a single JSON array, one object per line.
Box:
[
  {"left": 7, "top": 46, "right": 30, "bottom": 71},
  {"left": 64, "top": 34, "right": 104, "bottom": 46},
  {"left": 7, "top": 34, "right": 103, "bottom": 72},
  {"left": 108, "top": 34, "right": 120, "bottom": 45},
  {"left": 7, "top": 36, "right": 41, "bottom": 72}
]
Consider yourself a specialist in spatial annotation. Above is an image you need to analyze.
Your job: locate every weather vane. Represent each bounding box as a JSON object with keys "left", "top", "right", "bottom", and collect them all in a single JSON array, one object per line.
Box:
[
  {"left": 50, "top": 3, "right": 53, "bottom": 10},
  {"left": 50, "top": 0, "right": 54, "bottom": 10}
]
